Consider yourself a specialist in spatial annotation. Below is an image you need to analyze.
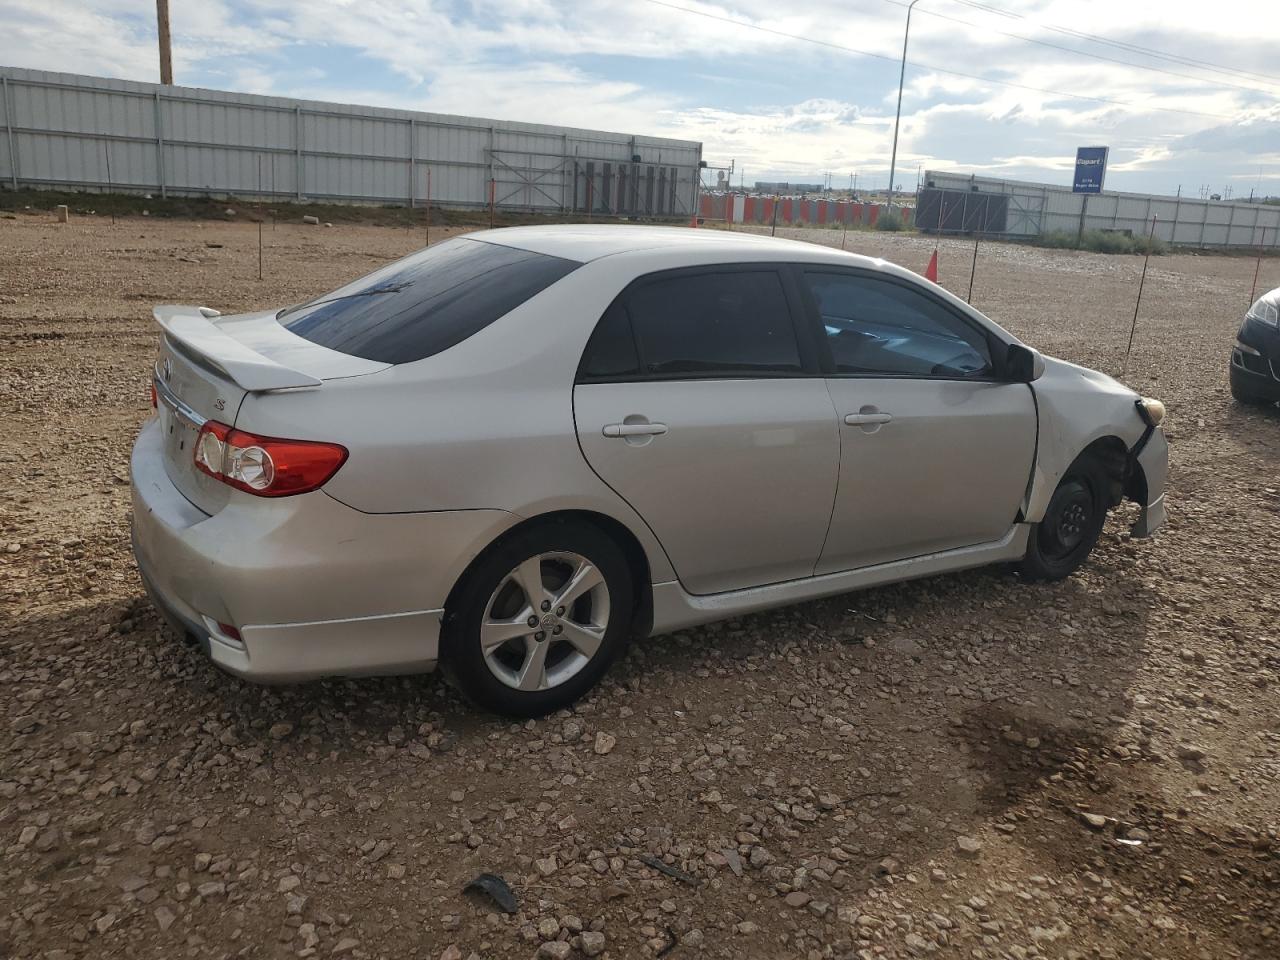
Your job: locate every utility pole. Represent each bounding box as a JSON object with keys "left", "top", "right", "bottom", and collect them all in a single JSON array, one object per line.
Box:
[
  {"left": 886, "top": 0, "right": 921, "bottom": 224},
  {"left": 156, "top": 0, "right": 173, "bottom": 85}
]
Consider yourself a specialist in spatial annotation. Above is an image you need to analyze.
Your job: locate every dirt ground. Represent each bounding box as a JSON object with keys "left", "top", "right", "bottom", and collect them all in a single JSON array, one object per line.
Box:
[{"left": 2, "top": 208, "right": 1279, "bottom": 960}]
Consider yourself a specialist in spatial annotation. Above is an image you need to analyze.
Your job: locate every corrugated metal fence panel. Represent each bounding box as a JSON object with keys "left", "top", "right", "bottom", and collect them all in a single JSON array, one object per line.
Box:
[
  {"left": 923, "top": 169, "right": 1280, "bottom": 248},
  {"left": 0, "top": 66, "right": 701, "bottom": 216}
]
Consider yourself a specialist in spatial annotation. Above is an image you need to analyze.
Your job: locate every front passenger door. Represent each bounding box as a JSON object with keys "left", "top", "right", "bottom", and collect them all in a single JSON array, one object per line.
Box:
[{"left": 805, "top": 270, "right": 1037, "bottom": 573}]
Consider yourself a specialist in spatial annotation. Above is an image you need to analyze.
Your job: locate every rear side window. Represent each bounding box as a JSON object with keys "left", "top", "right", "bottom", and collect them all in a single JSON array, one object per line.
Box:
[
  {"left": 278, "top": 238, "right": 578, "bottom": 363},
  {"left": 580, "top": 270, "right": 801, "bottom": 380}
]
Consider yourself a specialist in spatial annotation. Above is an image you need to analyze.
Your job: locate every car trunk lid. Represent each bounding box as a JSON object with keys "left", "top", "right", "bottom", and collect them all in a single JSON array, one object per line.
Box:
[{"left": 152, "top": 305, "right": 388, "bottom": 514}]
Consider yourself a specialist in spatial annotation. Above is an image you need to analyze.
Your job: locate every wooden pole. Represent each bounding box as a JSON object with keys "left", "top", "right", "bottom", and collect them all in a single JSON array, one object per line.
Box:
[
  {"left": 771, "top": 194, "right": 779, "bottom": 238},
  {"left": 156, "top": 0, "right": 173, "bottom": 85},
  {"left": 1122, "top": 215, "right": 1158, "bottom": 379}
]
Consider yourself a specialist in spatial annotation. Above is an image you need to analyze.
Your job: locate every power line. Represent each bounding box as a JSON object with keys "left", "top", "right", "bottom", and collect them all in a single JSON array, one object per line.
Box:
[
  {"left": 640, "top": 0, "right": 1236, "bottom": 120},
  {"left": 950, "top": 0, "right": 1280, "bottom": 87},
  {"left": 901, "top": 1, "right": 1280, "bottom": 98}
]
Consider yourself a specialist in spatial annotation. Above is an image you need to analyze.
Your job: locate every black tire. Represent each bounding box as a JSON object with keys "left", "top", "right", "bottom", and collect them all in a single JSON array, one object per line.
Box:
[
  {"left": 1021, "top": 459, "right": 1110, "bottom": 582},
  {"left": 442, "top": 521, "right": 634, "bottom": 717}
]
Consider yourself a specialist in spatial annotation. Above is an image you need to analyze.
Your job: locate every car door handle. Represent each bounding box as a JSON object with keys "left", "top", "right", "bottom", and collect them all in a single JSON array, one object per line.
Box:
[
  {"left": 603, "top": 422, "right": 668, "bottom": 438},
  {"left": 844, "top": 412, "right": 892, "bottom": 426}
]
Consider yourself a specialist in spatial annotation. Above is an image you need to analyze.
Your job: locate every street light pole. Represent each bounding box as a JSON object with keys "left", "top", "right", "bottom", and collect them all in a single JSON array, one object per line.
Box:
[{"left": 886, "top": 0, "right": 920, "bottom": 222}]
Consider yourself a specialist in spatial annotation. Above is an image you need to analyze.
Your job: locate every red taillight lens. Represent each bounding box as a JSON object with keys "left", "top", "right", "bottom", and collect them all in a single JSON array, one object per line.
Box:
[
  {"left": 193, "top": 421, "right": 347, "bottom": 497},
  {"left": 150, "top": 382, "right": 158, "bottom": 409}
]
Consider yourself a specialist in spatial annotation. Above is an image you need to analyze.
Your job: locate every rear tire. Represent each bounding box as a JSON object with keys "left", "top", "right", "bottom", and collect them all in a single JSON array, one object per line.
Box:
[
  {"left": 1021, "top": 460, "right": 1109, "bottom": 582},
  {"left": 442, "top": 522, "right": 633, "bottom": 717}
]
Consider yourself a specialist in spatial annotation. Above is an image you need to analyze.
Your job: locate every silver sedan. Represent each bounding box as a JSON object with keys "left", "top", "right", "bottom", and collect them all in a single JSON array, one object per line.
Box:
[{"left": 131, "top": 225, "right": 1168, "bottom": 716}]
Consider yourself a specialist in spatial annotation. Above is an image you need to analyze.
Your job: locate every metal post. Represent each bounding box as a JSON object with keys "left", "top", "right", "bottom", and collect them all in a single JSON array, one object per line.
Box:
[
  {"left": 1076, "top": 193, "right": 1089, "bottom": 246},
  {"left": 771, "top": 194, "right": 779, "bottom": 237},
  {"left": 1226, "top": 202, "right": 1237, "bottom": 248},
  {"left": 967, "top": 196, "right": 988, "bottom": 303},
  {"left": 2, "top": 77, "right": 17, "bottom": 190},
  {"left": 487, "top": 126, "right": 495, "bottom": 212},
  {"left": 425, "top": 167, "right": 431, "bottom": 246},
  {"left": 407, "top": 119, "right": 415, "bottom": 211},
  {"left": 103, "top": 141, "right": 115, "bottom": 224},
  {"left": 886, "top": 0, "right": 921, "bottom": 225},
  {"left": 561, "top": 134, "right": 569, "bottom": 212},
  {"left": 257, "top": 155, "right": 263, "bottom": 281},
  {"left": 1250, "top": 242, "right": 1263, "bottom": 305},
  {"left": 152, "top": 91, "right": 167, "bottom": 198},
  {"left": 294, "top": 106, "right": 303, "bottom": 201},
  {"left": 1122, "top": 216, "right": 1158, "bottom": 379}
]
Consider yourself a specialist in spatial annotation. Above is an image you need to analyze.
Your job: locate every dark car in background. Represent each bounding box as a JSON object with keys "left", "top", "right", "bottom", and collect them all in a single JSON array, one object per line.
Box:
[{"left": 1231, "top": 287, "right": 1280, "bottom": 407}]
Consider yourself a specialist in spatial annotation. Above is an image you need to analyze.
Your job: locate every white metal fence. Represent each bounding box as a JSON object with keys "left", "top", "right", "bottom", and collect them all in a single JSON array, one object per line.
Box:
[
  {"left": 0, "top": 67, "right": 703, "bottom": 218},
  {"left": 924, "top": 170, "right": 1280, "bottom": 250}
]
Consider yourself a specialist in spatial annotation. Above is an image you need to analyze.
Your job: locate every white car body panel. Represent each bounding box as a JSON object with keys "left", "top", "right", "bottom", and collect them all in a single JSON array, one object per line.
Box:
[
  {"left": 575, "top": 378, "right": 840, "bottom": 594},
  {"left": 1021, "top": 357, "right": 1148, "bottom": 523},
  {"left": 818, "top": 377, "right": 1037, "bottom": 572}
]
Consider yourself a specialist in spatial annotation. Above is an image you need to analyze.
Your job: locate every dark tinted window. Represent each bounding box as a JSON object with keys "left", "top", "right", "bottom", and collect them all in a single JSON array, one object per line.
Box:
[
  {"left": 805, "top": 272, "right": 991, "bottom": 378},
  {"left": 278, "top": 238, "right": 578, "bottom": 363},
  {"left": 624, "top": 271, "right": 801, "bottom": 377},
  {"left": 579, "top": 301, "right": 640, "bottom": 379}
]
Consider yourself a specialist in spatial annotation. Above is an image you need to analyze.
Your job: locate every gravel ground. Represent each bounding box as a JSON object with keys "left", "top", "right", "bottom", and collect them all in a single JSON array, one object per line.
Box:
[{"left": 2, "top": 209, "right": 1279, "bottom": 960}]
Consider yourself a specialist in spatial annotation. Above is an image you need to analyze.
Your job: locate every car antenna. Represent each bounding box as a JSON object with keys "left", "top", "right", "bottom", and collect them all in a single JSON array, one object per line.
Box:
[{"left": 1121, "top": 215, "right": 1158, "bottom": 381}]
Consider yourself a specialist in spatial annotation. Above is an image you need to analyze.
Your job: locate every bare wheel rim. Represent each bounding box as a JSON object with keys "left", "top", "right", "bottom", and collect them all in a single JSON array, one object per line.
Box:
[{"left": 480, "top": 551, "right": 611, "bottom": 692}]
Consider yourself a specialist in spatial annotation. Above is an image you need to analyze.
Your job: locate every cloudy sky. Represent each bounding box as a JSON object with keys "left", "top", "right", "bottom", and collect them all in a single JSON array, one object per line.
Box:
[{"left": 3, "top": 0, "right": 1278, "bottom": 197}]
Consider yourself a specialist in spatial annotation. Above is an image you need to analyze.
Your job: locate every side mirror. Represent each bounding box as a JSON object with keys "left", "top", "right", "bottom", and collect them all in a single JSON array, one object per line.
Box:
[{"left": 1006, "top": 343, "right": 1045, "bottom": 383}]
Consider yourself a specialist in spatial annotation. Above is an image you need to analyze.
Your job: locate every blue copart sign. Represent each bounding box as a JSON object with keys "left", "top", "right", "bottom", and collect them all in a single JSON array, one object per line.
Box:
[{"left": 1073, "top": 146, "right": 1108, "bottom": 194}]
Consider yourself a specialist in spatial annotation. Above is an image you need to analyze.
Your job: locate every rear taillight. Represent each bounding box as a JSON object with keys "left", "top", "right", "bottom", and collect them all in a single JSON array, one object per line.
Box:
[
  {"left": 150, "top": 382, "right": 158, "bottom": 409},
  {"left": 193, "top": 421, "right": 347, "bottom": 497}
]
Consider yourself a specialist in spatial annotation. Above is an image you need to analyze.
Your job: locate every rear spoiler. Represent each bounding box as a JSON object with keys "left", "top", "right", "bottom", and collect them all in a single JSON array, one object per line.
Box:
[{"left": 154, "top": 305, "right": 322, "bottom": 391}]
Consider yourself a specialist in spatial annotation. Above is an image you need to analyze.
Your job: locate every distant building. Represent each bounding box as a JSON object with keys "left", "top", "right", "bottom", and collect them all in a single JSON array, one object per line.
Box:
[{"left": 754, "top": 181, "right": 825, "bottom": 194}]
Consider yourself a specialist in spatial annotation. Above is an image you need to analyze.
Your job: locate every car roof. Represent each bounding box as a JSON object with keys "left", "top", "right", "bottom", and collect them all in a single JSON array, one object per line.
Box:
[{"left": 466, "top": 223, "right": 882, "bottom": 267}]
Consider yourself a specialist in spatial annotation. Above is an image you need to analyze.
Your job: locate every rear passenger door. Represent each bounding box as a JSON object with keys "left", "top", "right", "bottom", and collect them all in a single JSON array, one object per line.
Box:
[
  {"left": 801, "top": 269, "right": 1037, "bottom": 573},
  {"left": 573, "top": 266, "right": 839, "bottom": 595}
]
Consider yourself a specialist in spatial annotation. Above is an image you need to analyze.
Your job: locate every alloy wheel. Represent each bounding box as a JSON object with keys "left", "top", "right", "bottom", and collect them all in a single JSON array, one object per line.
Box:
[{"left": 480, "top": 552, "right": 611, "bottom": 691}]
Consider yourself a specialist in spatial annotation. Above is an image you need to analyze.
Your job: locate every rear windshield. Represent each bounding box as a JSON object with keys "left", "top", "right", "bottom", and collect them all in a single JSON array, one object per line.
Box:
[{"left": 277, "top": 237, "right": 579, "bottom": 363}]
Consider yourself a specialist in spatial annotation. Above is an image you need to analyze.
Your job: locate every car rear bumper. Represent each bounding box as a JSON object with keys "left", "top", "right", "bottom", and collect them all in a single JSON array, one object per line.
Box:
[{"left": 129, "top": 416, "right": 517, "bottom": 682}]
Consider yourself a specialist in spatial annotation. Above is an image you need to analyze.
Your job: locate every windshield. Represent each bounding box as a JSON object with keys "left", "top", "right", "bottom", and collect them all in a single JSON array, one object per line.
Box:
[{"left": 277, "top": 237, "right": 579, "bottom": 364}]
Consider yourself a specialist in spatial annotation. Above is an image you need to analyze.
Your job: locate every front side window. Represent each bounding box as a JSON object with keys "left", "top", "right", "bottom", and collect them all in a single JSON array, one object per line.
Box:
[
  {"left": 603, "top": 270, "right": 801, "bottom": 378},
  {"left": 804, "top": 272, "right": 992, "bottom": 378},
  {"left": 278, "top": 238, "right": 579, "bottom": 364}
]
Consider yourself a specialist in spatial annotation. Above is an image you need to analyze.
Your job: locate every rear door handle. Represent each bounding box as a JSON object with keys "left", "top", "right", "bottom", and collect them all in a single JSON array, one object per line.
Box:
[
  {"left": 844, "top": 412, "right": 892, "bottom": 425},
  {"left": 603, "top": 422, "right": 668, "bottom": 438}
]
